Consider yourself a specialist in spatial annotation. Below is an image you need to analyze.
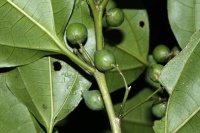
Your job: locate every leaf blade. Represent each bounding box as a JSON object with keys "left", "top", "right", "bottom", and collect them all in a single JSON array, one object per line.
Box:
[
  {"left": 0, "top": 0, "right": 75, "bottom": 67},
  {"left": 6, "top": 56, "right": 91, "bottom": 130},
  {"left": 0, "top": 74, "right": 44, "bottom": 133},
  {"left": 52, "top": 0, "right": 75, "bottom": 40},
  {"left": 168, "top": 0, "right": 200, "bottom": 48},
  {"left": 0, "top": 46, "right": 51, "bottom": 68},
  {"left": 159, "top": 29, "right": 200, "bottom": 132}
]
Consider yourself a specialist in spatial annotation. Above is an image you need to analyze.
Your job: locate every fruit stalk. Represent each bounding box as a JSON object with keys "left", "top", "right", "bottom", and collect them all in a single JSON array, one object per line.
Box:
[
  {"left": 113, "top": 65, "right": 131, "bottom": 117},
  {"left": 122, "top": 87, "right": 162, "bottom": 118}
]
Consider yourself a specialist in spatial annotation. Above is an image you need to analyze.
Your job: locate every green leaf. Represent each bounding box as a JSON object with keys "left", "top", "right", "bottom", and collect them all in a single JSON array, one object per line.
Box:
[
  {"left": 52, "top": 0, "right": 75, "bottom": 40},
  {"left": 158, "top": 30, "right": 200, "bottom": 132},
  {"left": 168, "top": 0, "right": 200, "bottom": 48},
  {"left": 153, "top": 117, "right": 165, "bottom": 133},
  {"left": 0, "top": 74, "right": 44, "bottom": 133},
  {"left": 114, "top": 88, "right": 155, "bottom": 133},
  {"left": 0, "top": 0, "right": 74, "bottom": 67},
  {"left": 104, "top": 0, "right": 149, "bottom": 92},
  {"left": 0, "top": 46, "right": 51, "bottom": 68},
  {"left": 6, "top": 56, "right": 91, "bottom": 131}
]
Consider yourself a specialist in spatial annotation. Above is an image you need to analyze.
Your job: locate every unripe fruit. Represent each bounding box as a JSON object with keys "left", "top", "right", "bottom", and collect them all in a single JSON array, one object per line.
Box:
[
  {"left": 153, "top": 44, "right": 170, "bottom": 63},
  {"left": 94, "top": 49, "right": 116, "bottom": 72},
  {"left": 151, "top": 101, "right": 167, "bottom": 118},
  {"left": 83, "top": 90, "right": 104, "bottom": 110},
  {"left": 171, "top": 46, "right": 180, "bottom": 57},
  {"left": 66, "top": 23, "right": 88, "bottom": 45},
  {"left": 145, "top": 69, "right": 160, "bottom": 89},
  {"left": 106, "top": 8, "right": 124, "bottom": 27},
  {"left": 148, "top": 64, "right": 163, "bottom": 83},
  {"left": 148, "top": 54, "right": 157, "bottom": 65}
]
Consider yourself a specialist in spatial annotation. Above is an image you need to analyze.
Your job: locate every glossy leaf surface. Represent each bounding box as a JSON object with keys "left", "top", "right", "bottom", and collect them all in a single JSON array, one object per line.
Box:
[
  {"left": 6, "top": 56, "right": 91, "bottom": 131},
  {"left": 104, "top": 0, "right": 149, "bottom": 92},
  {"left": 157, "top": 30, "right": 200, "bottom": 132},
  {"left": 168, "top": 0, "right": 200, "bottom": 48},
  {"left": 0, "top": 0, "right": 74, "bottom": 67},
  {"left": 0, "top": 74, "right": 44, "bottom": 133}
]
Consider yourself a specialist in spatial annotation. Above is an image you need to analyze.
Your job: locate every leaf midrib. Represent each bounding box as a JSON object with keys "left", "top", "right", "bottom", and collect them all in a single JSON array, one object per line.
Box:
[
  {"left": 7, "top": 0, "right": 64, "bottom": 53},
  {"left": 48, "top": 57, "right": 54, "bottom": 131}
]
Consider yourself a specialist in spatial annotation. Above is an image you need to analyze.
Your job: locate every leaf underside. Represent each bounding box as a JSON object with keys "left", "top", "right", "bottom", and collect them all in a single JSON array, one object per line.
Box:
[
  {"left": 157, "top": 29, "right": 200, "bottom": 132},
  {"left": 0, "top": 74, "right": 45, "bottom": 133},
  {"left": 0, "top": 0, "right": 74, "bottom": 67},
  {"left": 6, "top": 56, "right": 91, "bottom": 130},
  {"left": 168, "top": 0, "right": 200, "bottom": 49}
]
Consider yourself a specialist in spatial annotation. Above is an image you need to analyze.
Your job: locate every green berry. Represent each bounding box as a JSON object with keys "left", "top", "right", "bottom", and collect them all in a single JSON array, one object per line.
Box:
[
  {"left": 148, "top": 54, "right": 157, "bottom": 65},
  {"left": 148, "top": 64, "right": 163, "bottom": 83},
  {"left": 145, "top": 68, "right": 160, "bottom": 89},
  {"left": 106, "top": 8, "right": 124, "bottom": 27},
  {"left": 152, "top": 44, "right": 170, "bottom": 63},
  {"left": 66, "top": 23, "right": 88, "bottom": 45},
  {"left": 151, "top": 101, "right": 167, "bottom": 118},
  {"left": 83, "top": 90, "right": 104, "bottom": 110},
  {"left": 94, "top": 49, "right": 116, "bottom": 72},
  {"left": 171, "top": 46, "right": 180, "bottom": 57}
]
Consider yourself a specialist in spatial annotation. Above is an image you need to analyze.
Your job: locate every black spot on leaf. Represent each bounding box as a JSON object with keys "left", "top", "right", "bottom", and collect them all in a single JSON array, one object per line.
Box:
[
  {"left": 139, "top": 21, "right": 145, "bottom": 28},
  {"left": 53, "top": 61, "right": 62, "bottom": 71}
]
